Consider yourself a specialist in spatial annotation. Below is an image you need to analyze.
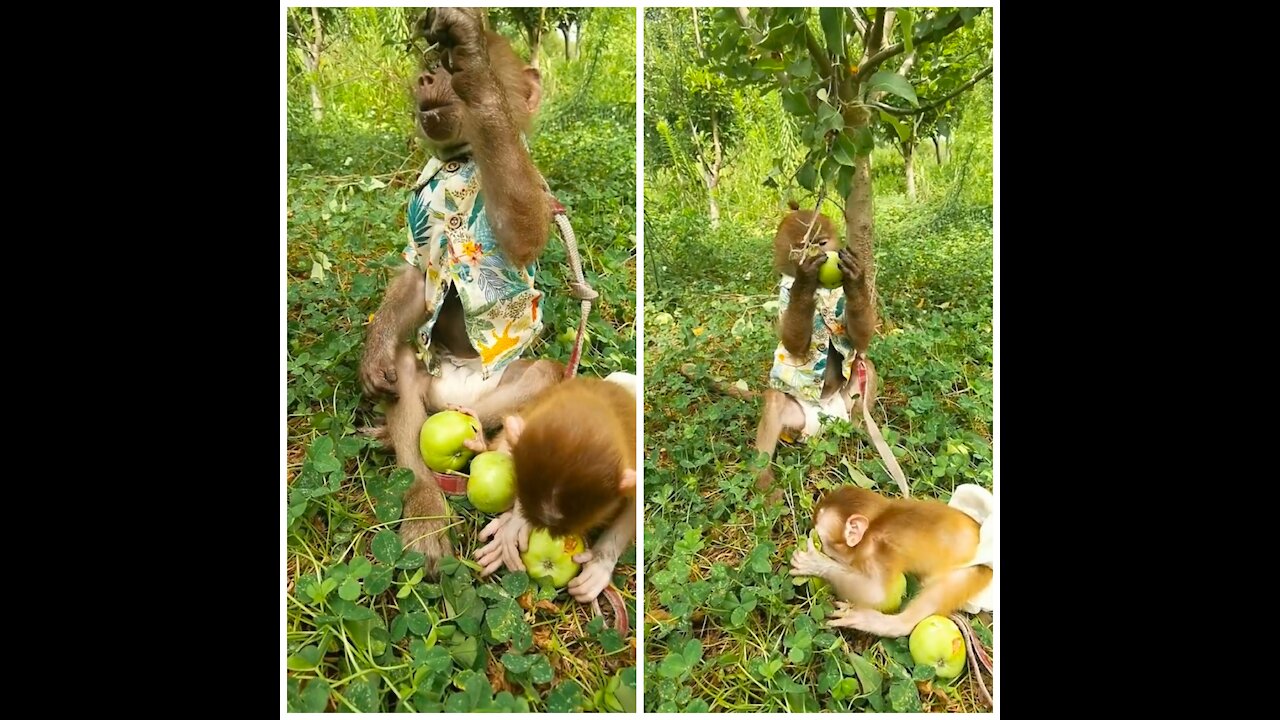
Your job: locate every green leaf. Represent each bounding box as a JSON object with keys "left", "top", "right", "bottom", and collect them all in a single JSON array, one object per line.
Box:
[
  {"left": 842, "top": 457, "right": 877, "bottom": 488},
  {"left": 755, "top": 57, "right": 786, "bottom": 73},
  {"left": 889, "top": 677, "right": 922, "bottom": 712},
  {"left": 658, "top": 654, "right": 687, "bottom": 678},
  {"left": 683, "top": 638, "right": 704, "bottom": 667},
  {"left": 787, "top": 56, "right": 813, "bottom": 78},
  {"left": 388, "top": 467, "right": 416, "bottom": 494},
  {"left": 374, "top": 495, "right": 403, "bottom": 523},
  {"left": 364, "top": 565, "right": 393, "bottom": 596},
  {"left": 342, "top": 678, "right": 380, "bottom": 713},
  {"left": 454, "top": 588, "right": 485, "bottom": 636},
  {"left": 819, "top": 7, "right": 845, "bottom": 58},
  {"left": 615, "top": 668, "right": 637, "bottom": 712},
  {"left": 348, "top": 556, "right": 373, "bottom": 579},
  {"left": 300, "top": 678, "right": 330, "bottom": 713},
  {"left": 501, "top": 652, "right": 534, "bottom": 675},
  {"left": 897, "top": 8, "right": 915, "bottom": 53},
  {"left": 599, "top": 629, "right": 625, "bottom": 653},
  {"left": 449, "top": 635, "right": 479, "bottom": 669},
  {"left": 546, "top": 681, "right": 584, "bottom": 712},
  {"left": 390, "top": 613, "right": 408, "bottom": 642},
  {"left": 912, "top": 663, "right": 936, "bottom": 681},
  {"left": 788, "top": 645, "right": 805, "bottom": 663},
  {"left": 396, "top": 551, "right": 426, "bottom": 570},
  {"left": 338, "top": 577, "right": 361, "bottom": 601},
  {"left": 501, "top": 571, "right": 529, "bottom": 597},
  {"left": 837, "top": 164, "right": 855, "bottom": 201},
  {"left": 746, "top": 542, "right": 774, "bottom": 574},
  {"left": 879, "top": 110, "right": 912, "bottom": 143},
  {"left": 407, "top": 612, "right": 432, "bottom": 636},
  {"left": 848, "top": 651, "right": 883, "bottom": 696},
  {"left": 486, "top": 597, "right": 532, "bottom": 651},
  {"left": 852, "top": 126, "right": 875, "bottom": 155},
  {"left": 866, "top": 71, "right": 918, "bottom": 105},
  {"left": 686, "top": 699, "right": 711, "bottom": 712},
  {"left": 372, "top": 530, "right": 402, "bottom": 564},
  {"left": 730, "top": 605, "right": 748, "bottom": 626},
  {"left": 287, "top": 645, "right": 322, "bottom": 671},
  {"left": 797, "top": 159, "right": 817, "bottom": 191},
  {"left": 529, "top": 654, "right": 554, "bottom": 684},
  {"left": 412, "top": 642, "right": 453, "bottom": 674},
  {"left": 330, "top": 598, "right": 374, "bottom": 621},
  {"left": 832, "top": 133, "right": 857, "bottom": 167},
  {"left": 781, "top": 89, "right": 811, "bottom": 117}
]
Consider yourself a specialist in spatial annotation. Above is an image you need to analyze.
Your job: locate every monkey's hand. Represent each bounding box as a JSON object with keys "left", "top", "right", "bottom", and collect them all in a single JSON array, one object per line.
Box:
[
  {"left": 475, "top": 509, "right": 530, "bottom": 577},
  {"left": 445, "top": 404, "right": 488, "bottom": 453},
  {"left": 359, "top": 341, "right": 399, "bottom": 398},
  {"left": 793, "top": 251, "right": 826, "bottom": 292},
  {"left": 788, "top": 537, "right": 839, "bottom": 581},
  {"left": 827, "top": 601, "right": 910, "bottom": 637},
  {"left": 567, "top": 549, "right": 617, "bottom": 604},
  {"left": 838, "top": 247, "right": 864, "bottom": 293},
  {"left": 418, "top": 8, "right": 489, "bottom": 77}
]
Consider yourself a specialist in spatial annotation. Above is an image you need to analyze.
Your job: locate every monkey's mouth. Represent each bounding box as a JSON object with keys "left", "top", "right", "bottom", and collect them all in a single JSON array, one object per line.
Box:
[{"left": 418, "top": 101, "right": 458, "bottom": 137}]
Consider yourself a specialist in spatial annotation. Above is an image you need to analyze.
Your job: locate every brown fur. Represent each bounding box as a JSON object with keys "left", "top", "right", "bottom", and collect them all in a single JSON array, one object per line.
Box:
[
  {"left": 512, "top": 377, "right": 636, "bottom": 537},
  {"left": 357, "top": 8, "right": 564, "bottom": 575},
  {"left": 800, "top": 486, "right": 993, "bottom": 636}
]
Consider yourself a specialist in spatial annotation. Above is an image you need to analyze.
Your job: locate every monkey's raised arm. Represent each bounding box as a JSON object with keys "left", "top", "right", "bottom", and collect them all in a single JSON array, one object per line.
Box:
[
  {"left": 780, "top": 254, "right": 825, "bottom": 356},
  {"left": 429, "top": 10, "right": 550, "bottom": 268}
]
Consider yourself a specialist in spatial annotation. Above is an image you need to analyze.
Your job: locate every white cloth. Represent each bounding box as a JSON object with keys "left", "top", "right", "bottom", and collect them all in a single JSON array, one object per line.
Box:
[
  {"left": 948, "top": 484, "right": 996, "bottom": 613},
  {"left": 604, "top": 371, "right": 638, "bottom": 397}
]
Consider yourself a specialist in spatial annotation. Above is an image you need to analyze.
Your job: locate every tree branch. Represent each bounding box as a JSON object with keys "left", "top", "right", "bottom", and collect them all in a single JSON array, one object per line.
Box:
[
  {"left": 867, "top": 8, "right": 886, "bottom": 55},
  {"left": 803, "top": 24, "right": 834, "bottom": 78},
  {"left": 874, "top": 65, "right": 992, "bottom": 116},
  {"left": 857, "top": 11, "right": 968, "bottom": 80},
  {"left": 847, "top": 7, "right": 868, "bottom": 37},
  {"left": 733, "top": 8, "right": 763, "bottom": 43}
]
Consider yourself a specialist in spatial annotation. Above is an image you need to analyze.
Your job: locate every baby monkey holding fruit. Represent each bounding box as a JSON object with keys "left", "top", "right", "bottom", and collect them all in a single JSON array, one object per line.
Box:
[{"left": 790, "top": 485, "right": 994, "bottom": 678}]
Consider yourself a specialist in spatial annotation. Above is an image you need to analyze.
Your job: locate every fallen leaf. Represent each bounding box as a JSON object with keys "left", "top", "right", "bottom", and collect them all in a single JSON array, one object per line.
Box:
[
  {"left": 517, "top": 592, "right": 534, "bottom": 611},
  {"left": 536, "top": 600, "right": 560, "bottom": 614}
]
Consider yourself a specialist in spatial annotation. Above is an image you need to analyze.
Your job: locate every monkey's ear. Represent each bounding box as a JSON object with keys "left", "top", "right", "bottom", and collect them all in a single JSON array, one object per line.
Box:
[
  {"left": 619, "top": 467, "right": 636, "bottom": 492},
  {"left": 504, "top": 415, "right": 526, "bottom": 447},
  {"left": 843, "top": 515, "right": 870, "bottom": 547},
  {"left": 523, "top": 68, "right": 543, "bottom": 113}
]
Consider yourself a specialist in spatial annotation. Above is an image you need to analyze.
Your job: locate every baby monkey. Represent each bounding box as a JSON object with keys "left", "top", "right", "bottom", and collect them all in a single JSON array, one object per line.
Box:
[
  {"left": 473, "top": 373, "right": 637, "bottom": 604},
  {"left": 790, "top": 485, "right": 994, "bottom": 637}
]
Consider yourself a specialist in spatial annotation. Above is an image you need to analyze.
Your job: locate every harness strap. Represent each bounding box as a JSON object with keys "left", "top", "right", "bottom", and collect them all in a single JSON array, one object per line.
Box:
[
  {"left": 856, "top": 356, "right": 912, "bottom": 498},
  {"left": 949, "top": 612, "right": 994, "bottom": 707}
]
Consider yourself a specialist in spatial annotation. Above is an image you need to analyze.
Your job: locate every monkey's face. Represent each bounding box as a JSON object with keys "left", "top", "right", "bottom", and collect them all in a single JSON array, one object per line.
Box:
[
  {"left": 413, "top": 65, "right": 464, "bottom": 147},
  {"left": 815, "top": 508, "right": 857, "bottom": 565}
]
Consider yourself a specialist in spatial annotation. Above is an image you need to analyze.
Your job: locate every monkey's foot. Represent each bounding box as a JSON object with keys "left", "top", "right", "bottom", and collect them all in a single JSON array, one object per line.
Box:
[
  {"left": 568, "top": 551, "right": 616, "bottom": 604},
  {"left": 399, "top": 517, "right": 455, "bottom": 577}
]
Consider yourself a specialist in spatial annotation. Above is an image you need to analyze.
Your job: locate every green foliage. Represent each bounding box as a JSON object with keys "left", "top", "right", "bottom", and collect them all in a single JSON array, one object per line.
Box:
[
  {"left": 643, "top": 8, "right": 992, "bottom": 712},
  {"left": 287, "top": 7, "right": 636, "bottom": 712}
]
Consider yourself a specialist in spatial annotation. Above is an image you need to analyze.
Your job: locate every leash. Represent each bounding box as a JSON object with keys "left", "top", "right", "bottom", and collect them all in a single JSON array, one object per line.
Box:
[
  {"left": 856, "top": 355, "right": 912, "bottom": 498},
  {"left": 949, "top": 612, "right": 994, "bottom": 707}
]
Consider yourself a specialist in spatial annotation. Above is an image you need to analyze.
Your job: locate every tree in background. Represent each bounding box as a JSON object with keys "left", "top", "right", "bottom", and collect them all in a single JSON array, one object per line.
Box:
[
  {"left": 557, "top": 8, "right": 592, "bottom": 61},
  {"left": 287, "top": 7, "right": 343, "bottom": 122},
  {"left": 706, "top": 7, "right": 992, "bottom": 307},
  {"left": 644, "top": 8, "right": 746, "bottom": 228}
]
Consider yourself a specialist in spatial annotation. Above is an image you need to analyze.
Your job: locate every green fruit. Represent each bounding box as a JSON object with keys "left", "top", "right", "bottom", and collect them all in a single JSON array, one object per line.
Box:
[
  {"left": 807, "top": 528, "right": 830, "bottom": 592},
  {"left": 818, "top": 251, "right": 842, "bottom": 288},
  {"left": 558, "top": 327, "right": 589, "bottom": 346},
  {"left": 909, "top": 615, "right": 966, "bottom": 679},
  {"left": 466, "top": 451, "right": 517, "bottom": 514},
  {"left": 521, "top": 528, "right": 586, "bottom": 589},
  {"left": 876, "top": 572, "right": 907, "bottom": 613},
  {"left": 418, "top": 410, "right": 482, "bottom": 473}
]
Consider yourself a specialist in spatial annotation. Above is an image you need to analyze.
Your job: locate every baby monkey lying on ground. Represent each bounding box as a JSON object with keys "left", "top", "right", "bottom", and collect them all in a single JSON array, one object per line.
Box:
[{"left": 790, "top": 485, "right": 994, "bottom": 637}]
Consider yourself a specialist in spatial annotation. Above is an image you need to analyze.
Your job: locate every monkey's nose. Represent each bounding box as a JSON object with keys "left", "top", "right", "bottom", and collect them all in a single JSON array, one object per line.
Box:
[{"left": 417, "top": 72, "right": 435, "bottom": 87}]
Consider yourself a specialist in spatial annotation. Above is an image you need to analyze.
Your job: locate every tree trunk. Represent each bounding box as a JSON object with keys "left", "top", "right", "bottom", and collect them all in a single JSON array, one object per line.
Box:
[
  {"left": 933, "top": 137, "right": 943, "bottom": 165},
  {"left": 903, "top": 141, "right": 916, "bottom": 200},
  {"left": 528, "top": 29, "right": 541, "bottom": 69},
  {"left": 841, "top": 105, "right": 877, "bottom": 314},
  {"left": 308, "top": 7, "right": 324, "bottom": 122},
  {"left": 560, "top": 26, "right": 571, "bottom": 61},
  {"left": 707, "top": 181, "right": 720, "bottom": 228}
]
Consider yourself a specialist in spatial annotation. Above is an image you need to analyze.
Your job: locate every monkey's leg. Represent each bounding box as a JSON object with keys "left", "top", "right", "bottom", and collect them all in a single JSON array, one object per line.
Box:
[
  {"left": 827, "top": 565, "right": 993, "bottom": 637},
  {"left": 469, "top": 359, "right": 565, "bottom": 429},
  {"left": 754, "top": 389, "right": 806, "bottom": 491},
  {"left": 389, "top": 344, "right": 455, "bottom": 577}
]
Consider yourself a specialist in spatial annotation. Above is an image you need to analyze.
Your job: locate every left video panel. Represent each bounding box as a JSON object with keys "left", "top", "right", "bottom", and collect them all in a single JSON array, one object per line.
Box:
[{"left": 284, "top": 6, "right": 638, "bottom": 712}]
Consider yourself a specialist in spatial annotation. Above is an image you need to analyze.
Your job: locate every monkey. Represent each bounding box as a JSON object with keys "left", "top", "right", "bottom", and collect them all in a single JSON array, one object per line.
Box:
[
  {"left": 788, "top": 484, "right": 995, "bottom": 638},
  {"left": 472, "top": 372, "right": 638, "bottom": 604},
  {"left": 359, "top": 8, "right": 566, "bottom": 575},
  {"left": 752, "top": 200, "right": 879, "bottom": 491}
]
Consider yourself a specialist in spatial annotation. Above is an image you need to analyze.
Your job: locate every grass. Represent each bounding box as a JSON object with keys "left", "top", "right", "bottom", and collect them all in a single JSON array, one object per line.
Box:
[
  {"left": 642, "top": 110, "right": 995, "bottom": 710},
  {"left": 285, "top": 9, "right": 638, "bottom": 712}
]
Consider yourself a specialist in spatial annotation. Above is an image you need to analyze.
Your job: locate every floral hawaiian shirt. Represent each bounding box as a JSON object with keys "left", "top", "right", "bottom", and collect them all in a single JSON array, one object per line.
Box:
[
  {"left": 768, "top": 275, "right": 856, "bottom": 402},
  {"left": 402, "top": 155, "right": 544, "bottom": 379}
]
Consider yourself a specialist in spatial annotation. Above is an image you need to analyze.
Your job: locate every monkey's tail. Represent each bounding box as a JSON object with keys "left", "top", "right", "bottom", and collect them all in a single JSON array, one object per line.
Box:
[{"left": 678, "top": 363, "right": 759, "bottom": 400}]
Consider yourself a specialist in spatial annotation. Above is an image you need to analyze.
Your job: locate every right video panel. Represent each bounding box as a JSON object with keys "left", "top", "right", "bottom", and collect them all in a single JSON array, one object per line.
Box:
[{"left": 642, "top": 6, "right": 996, "bottom": 713}]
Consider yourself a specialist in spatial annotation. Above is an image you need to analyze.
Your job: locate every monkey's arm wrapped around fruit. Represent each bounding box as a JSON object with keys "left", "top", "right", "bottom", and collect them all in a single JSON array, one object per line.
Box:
[{"left": 567, "top": 506, "right": 635, "bottom": 604}]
